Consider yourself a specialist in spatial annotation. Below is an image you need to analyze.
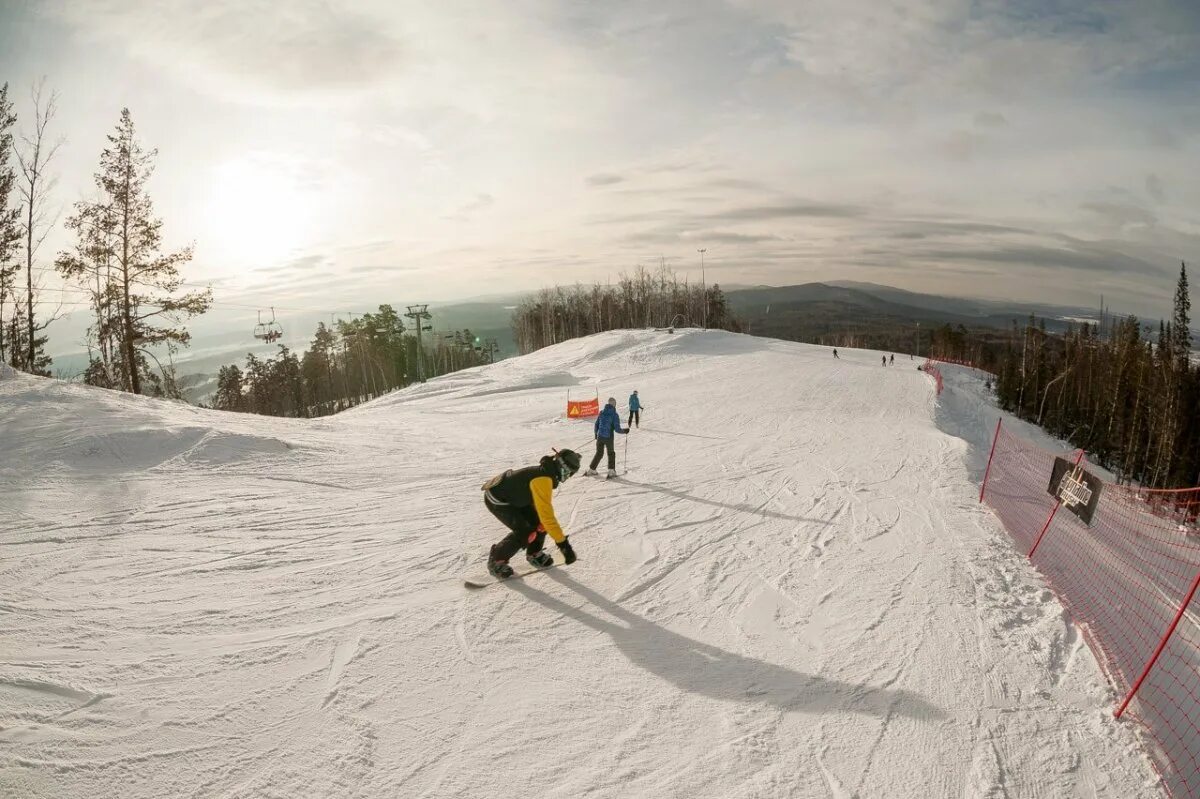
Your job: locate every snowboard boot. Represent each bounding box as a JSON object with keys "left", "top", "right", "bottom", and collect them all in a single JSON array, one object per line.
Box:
[
  {"left": 584, "top": 468, "right": 598, "bottom": 476},
  {"left": 526, "top": 549, "right": 554, "bottom": 568},
  {"left": 487, "top": 546, "right": 514, "bottom": 579}
]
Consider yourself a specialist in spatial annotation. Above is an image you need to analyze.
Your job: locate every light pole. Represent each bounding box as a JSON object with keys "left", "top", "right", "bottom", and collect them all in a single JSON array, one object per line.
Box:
[{"left": 697, "top": 248, "right": 707, "bottom": 330}]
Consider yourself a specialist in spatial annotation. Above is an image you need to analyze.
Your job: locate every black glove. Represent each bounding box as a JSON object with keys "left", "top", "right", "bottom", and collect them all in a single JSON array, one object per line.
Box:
[{"left": 557, "top": 537, "right": 577, "bottom": 565}]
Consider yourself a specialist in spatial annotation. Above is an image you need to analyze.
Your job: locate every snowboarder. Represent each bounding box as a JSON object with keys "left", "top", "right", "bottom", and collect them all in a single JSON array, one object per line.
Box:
[
  {"left": 833, "top": 349, "right": 839, "bottom": 359},
  {"left": 482, "top": 449, "right": 581, "bottom": 579},
  {"left": 585, "top": 397, "right": 629, "bottom": 478},
  {"left": 628, "top": 390, "right": 643, "bottom": 428}
]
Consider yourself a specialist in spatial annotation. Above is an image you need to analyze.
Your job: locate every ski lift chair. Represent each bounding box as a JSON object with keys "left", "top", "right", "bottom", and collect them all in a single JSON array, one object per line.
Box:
[{"left": 254, "top": 308, "right": 283, "bottom": 343}]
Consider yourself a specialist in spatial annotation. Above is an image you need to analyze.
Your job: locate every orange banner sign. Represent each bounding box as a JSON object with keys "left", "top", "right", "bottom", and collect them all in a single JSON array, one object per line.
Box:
[{"left": 566, "top": 398, "right": 600, "bottom": 418}]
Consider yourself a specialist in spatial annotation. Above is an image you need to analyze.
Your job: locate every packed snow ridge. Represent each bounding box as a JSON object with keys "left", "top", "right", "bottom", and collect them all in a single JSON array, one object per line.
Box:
[{"left": 0, "top": 329, "right": 1160, "bottom": 798}]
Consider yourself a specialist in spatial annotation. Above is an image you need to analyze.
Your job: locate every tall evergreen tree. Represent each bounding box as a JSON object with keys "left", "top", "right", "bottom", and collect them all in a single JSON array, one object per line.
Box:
[
  {"left": 301, "top": 322, "right": 339, "bottom": 414},
  {"left": 213, "top": 364, "right": 245, "bottom": 412},
  {"left": 90, "top": 108, "right": 211, "bottom": 394},
  {"left": 56, "top": 197, "right": 120, "bottom": 386},
  {"left": 1172, "top": 262, "right": 1192, "bottom": 370}
]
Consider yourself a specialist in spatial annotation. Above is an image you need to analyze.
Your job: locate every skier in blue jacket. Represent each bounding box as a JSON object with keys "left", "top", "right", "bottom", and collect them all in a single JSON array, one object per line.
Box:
[
  {"left": 584, "top": 397, "right": 629, "bottom": 478},
  {"left": 627, "top": 390, "right": 644, "bottom": 428}
]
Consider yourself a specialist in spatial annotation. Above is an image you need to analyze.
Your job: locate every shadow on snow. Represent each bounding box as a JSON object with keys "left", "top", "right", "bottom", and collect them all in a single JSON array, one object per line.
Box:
[
  {"left": 619, "top": 477, "right": 831, "bottom": 526},
  {"left": 510, "top": 570, "right": 948, "bottom": 723}
]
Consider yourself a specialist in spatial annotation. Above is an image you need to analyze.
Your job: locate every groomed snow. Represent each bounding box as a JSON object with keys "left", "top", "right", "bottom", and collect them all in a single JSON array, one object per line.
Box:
[{"left": 1, "top": 330, "right": 1159, "bottom": 798}]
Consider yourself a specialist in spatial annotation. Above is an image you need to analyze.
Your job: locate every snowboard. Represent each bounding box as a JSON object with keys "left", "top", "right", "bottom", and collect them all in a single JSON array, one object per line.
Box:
[{"left": 464, "top": 564, "right": 562, "bottom": 589}]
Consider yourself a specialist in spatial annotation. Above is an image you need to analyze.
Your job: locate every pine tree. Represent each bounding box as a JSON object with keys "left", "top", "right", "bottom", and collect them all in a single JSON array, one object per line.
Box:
[
  {"left": 57, "top": 198, "right": 120, "bottom": 386},
  {"left": 1172, "top": 262, "right": 1192, "bottom": 371},
  {"left": 213, "top": 364, "right": 245, "bottom": 411},
  {"left": 91, "top": 109, "right": 211, "bottom": 394},
  {"left": 1169, "top": 262, "right": 1194, "bottom": 487},
  {"left": 301, "top": 322, "right": 339, "bottom": 414}
]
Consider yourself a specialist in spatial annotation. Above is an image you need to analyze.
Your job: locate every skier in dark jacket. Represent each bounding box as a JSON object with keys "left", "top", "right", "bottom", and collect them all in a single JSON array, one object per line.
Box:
[
  {"left": 584, "top": 397, "right": 629, "bottom": 478},
  {"left": 482, "top": 449, "right": 581, "bottom": 579},
  {"left": 627, "top": 390, "right": 643, "bottom": 428}
]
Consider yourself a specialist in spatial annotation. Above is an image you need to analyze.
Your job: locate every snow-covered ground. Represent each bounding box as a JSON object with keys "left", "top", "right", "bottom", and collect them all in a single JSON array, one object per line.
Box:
[{"left": 0, "top": 330, "right": 1161, "bottom": 798}]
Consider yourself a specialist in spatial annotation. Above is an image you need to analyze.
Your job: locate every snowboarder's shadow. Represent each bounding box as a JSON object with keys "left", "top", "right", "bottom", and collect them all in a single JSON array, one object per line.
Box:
[
  {"left": 510, "top": 571, "right": 948, "bottom": 723},
  {"left": 620, "top": 478, "right": 831, "bottom": 526}
]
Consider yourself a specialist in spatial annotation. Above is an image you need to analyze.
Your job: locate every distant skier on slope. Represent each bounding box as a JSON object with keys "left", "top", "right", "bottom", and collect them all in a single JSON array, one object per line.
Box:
[
  {"left": 628, "top": 390, "right": 644, "bottom": 429},
  {"left": 482, "top": 449, "right": 581, "bottom": 579},
  {"left": 882, "top": 355, "right": 886, "bottom": 366},
  {"left": 890, "top": 354, "right": 894, "bottom": 365},
  {"left": 584, "top": 397, "right": 629, "bottom": 478},
  {"left": 833, "top": 349, "right": 839, "bottom": 359}
]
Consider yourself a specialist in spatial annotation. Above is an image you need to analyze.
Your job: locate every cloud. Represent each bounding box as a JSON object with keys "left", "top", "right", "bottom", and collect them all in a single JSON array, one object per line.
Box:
[
  {"left": 442, "top": 193, "right": 495, "bottom": 221},
  {"left": 973, "top": 111, "right": 1008, "bottom": 128},
  {"left": 884, "top": 220, "right": 1033, "bottom": 238},
  {"left": 46, "top": 0, "right": 405, "bottom": 102},
  {"left": 253, "top": 253, "right": 332, "bottom": 275},
  {"left": 462, "top": 193, "right": 494, "bottom": 213},
  {"left": 942, "top": 130, "right": 988, "bottom": 162},
  {"left": 623, "top": 227, "right": 780, "bottom": 246},
  {"left": 336, "top": 239, "right": 394, "bottom": 256},
  {"left": 707, "top": 201, "right": 864, "bottom": 222},
  {"left": 1145, "top": 173, "right": 1166, "bottom": 203},
  {"left": 917, "top": 241, "right": 1165, "bottom": 278},
  {"left": 694, "top": 177, "right": 781, "bottom": 194},
  {"left": 586, "top": 173, "right": 624, "bottom": 186},
  {"left": 349, "top": 264, "right": 420, "bottom": 274},
  {"left": 22, "top": 0, "right": 1199, "bottom": 323},
  {"left": 1081, "top": 201, "right": 1157, "bottom": 228}
]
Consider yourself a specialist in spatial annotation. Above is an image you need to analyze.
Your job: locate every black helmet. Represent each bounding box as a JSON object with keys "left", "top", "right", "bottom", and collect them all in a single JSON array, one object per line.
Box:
[{"left": 555, "top": 448, "right": 582, "bottom": 481}]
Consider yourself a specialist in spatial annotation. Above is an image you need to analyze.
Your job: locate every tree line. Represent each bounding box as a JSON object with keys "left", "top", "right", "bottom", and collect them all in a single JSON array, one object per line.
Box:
[
  {"left": 511, "top": 265, "right": 743, "bottom": 353},
  {"left": 0, "top": 80, "right": 210, "bottom": 393},
  {"left": 211, "top": 306, "right": 497, "bottom": 417},
  {"left": 930, "top": 265, "right": 1196, "bottom": 490}
]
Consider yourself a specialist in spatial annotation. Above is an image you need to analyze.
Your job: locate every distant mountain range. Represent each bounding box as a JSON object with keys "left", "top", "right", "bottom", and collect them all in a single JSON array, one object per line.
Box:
[
  {"left": 725, "top": 281, "right": 1110, "bottom": 335},
  {"left": 40, "top": 281, "right": 1192, "bottom": 403}
]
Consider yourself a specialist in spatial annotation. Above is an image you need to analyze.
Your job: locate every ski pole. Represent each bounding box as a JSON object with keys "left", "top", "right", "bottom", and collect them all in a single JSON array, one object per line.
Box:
[{"left": 623, "top": 430, "right": 629, "bottom": 474}]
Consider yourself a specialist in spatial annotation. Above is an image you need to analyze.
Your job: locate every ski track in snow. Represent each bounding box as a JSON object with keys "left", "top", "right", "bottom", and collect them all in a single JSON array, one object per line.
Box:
[{"left": 0, "top": 331, "right": 1161, "bottom": 798}]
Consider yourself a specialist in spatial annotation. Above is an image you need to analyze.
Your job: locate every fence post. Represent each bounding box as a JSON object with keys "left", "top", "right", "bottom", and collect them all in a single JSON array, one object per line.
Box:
[
  {"left": 1027, "top": 448, "right": 1086, "bottom": 559},
  {"left": 979, "top": 418, "right": 1003, "bottom": 503},
  {"left": 1115, "top": 567, "right": 1200, "bottom": 719}
]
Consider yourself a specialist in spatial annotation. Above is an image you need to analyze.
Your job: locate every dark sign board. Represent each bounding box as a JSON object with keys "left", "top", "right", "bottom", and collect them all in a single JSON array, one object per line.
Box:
[{"left": 1047, "top": 456, "right": 1103, "bottom": 526}]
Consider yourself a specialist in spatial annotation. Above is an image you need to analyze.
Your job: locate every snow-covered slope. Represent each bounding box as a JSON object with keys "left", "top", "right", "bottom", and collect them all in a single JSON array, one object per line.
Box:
[{"left": 0, "top": 331, "right": 1159, "bottom": 798}]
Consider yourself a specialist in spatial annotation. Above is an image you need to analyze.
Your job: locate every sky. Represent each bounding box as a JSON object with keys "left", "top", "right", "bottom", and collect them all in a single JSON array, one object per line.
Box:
[{"left": 2, "top": 0, "right": 1199, "bottom": 337}]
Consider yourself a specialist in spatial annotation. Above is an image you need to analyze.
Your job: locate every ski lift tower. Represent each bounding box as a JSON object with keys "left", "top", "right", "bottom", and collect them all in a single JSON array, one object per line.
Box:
[{"left": 404, "top": 304, "right": 433, "bottom": 382}]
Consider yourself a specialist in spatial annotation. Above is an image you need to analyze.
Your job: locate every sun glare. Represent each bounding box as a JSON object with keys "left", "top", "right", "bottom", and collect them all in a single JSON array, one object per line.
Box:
[{"left": 202, "top": 155, "right": 320, "bottom": 270}]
